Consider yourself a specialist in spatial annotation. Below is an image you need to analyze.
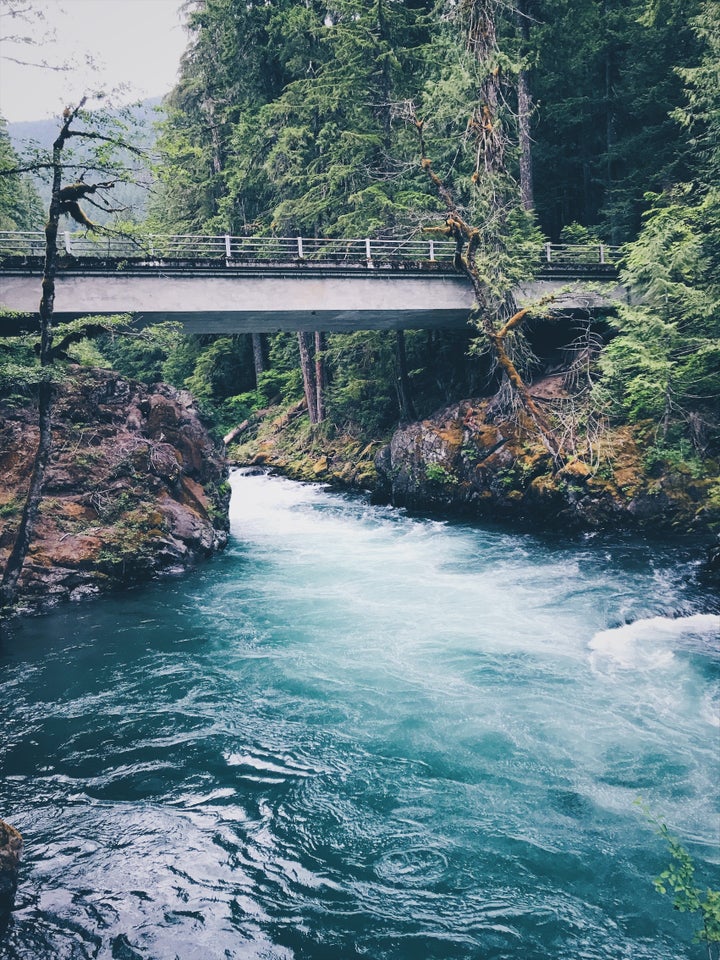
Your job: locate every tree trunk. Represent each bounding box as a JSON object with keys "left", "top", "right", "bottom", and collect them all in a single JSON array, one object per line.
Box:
[
  {"left": 1, "top": 104, "right": 77, "bottom": 614},
  {"left": 314, "top": 331, "right": 326, "bottom": 423},
  {"left": 203, "top": 95, "right": 224, "bottom": 178},
  {"left": 516, "top": 0, "right": 535, "bottom": 211},
  {"left": 251, "top": 332, "right": 265, "bottom": 387},
  {"left": 297, "top": 331, "right": 319, "bottom": 424},
  {"left": 604, "top": 0, "right": 619, "bottom": 243},
  {"left": 376, "top": 0, "right": 393, "bottom": 158},
  {"left": 465, "top": 1, "right": 506, "bottom": 179},
  {"left": 395, "top": 330, "right": 417, "bottom": 422},
  {"left": 517, "top": 69, "right": 534, "bottom": 211}
]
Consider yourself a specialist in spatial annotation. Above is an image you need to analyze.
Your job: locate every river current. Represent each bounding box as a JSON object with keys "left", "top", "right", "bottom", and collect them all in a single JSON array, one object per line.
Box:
[{"left": 1, "top": 469, "right": 718, "bottom": 960}]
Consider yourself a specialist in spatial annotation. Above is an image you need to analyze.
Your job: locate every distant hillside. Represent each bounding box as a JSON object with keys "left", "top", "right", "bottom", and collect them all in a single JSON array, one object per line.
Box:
[{"left": 7, "top": 98, "right": 165, "bottom": 224}]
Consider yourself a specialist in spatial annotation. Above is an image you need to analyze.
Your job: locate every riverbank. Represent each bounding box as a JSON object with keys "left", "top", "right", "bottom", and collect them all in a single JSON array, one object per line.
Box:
[
  {"left": 227, "top": 397, "right": 720, "bottom": 579},
  {"left": 3, "top": 370, "right": 718, "bottom": 618}
]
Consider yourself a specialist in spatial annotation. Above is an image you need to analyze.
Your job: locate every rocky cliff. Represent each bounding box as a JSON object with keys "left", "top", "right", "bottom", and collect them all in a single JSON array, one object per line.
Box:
[{"left": 0, "top": 368, "right": 229, "bottom": 615}]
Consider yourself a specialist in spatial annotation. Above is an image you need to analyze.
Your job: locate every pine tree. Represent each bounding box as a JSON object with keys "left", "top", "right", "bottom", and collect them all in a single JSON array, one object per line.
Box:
[
  {"left": 594, "top": 1, "right": 720, "bottom": 455},
  {"left": 529, "top": 0, "right": 702, "bottom": 241},
  {"left": 246, "top": 0, "right": 435, "bottom": 237}
]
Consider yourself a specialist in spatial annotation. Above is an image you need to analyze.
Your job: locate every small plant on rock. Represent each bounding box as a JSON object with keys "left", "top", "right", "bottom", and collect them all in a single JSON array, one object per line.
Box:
[{"left": 425, "top": 463, "right": 458, "bottom": 485}]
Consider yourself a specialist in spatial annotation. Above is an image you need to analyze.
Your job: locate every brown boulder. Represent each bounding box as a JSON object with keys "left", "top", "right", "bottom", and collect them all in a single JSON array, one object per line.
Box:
[{"left": 376, "top": 399, "right": 719, "bottom": 533}]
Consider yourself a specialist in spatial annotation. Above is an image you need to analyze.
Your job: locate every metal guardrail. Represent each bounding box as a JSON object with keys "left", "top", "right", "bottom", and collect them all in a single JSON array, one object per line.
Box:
[{"left": 0, "top": 231, "right": 620, "bottom": 267}]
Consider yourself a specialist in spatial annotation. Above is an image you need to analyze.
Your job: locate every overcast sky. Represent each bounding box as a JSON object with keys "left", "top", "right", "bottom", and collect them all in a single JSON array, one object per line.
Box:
[{"left": 0, "top": 0, "right": 188, "bottom": 123}]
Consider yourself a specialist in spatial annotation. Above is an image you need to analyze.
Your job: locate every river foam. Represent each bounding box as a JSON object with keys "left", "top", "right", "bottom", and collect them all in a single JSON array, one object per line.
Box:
[{"left": 589, "top": 613, "right": 720, "bottom": 669}]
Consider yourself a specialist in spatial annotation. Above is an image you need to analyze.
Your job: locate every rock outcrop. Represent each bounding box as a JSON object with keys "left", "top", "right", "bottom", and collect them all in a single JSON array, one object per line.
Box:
[
  {"left": 375, "top": 399, "right": 720, "bottom": 534},
  {"left": 0, "top": 367, "right": 229, "bottom": 615}
]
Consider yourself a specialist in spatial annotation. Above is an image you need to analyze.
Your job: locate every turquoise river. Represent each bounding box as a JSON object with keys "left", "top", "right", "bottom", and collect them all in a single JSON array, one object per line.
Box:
[{"left": 1, "top": 469, "right": 719, "bottom": 959}]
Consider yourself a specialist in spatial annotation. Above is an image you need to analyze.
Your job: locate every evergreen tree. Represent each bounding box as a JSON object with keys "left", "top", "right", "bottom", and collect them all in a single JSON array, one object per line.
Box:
[
  {"left": 594, "top": 1, "right": 720, "bottom": 456},
  {"left": 0, "top": 118, "right": 43, "bottom": 230},
  {"left": 248, "top": 0, "right": 434, "bottom": 237},
  {"left": 674, "top": 0, "right": 720, "bottom": 184},
  {"left": 530, "top": 0, "right": 701, "bottom": 241},
  {"left": 143, "top": 0, "right": 720, "bottom": 455}
]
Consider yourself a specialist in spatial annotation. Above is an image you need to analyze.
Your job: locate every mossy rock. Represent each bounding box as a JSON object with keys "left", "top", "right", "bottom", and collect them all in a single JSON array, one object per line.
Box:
[{"left": 558, "top": 459, "right": 593, "bottom": 482}]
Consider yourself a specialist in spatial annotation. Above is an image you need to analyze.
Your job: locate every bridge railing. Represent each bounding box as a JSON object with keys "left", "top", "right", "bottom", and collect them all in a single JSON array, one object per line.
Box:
[
  {"left": 542, "top": 242, "right": 619, "bottom": 266},
  {"left": 0, "top": 231, "right": 621, "bottom": 267},
  {"left": 0, "top": 231, "right": 47, "bottom": 257}
]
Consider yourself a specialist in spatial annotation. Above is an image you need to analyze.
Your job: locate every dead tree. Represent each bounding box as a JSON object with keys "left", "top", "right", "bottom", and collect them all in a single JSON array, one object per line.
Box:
[
  {"left": 0, "top": 98, "right": 144, "bottom": 614},
  {"left": 463, "top": 0, "right": 508, "bottom": 181}
]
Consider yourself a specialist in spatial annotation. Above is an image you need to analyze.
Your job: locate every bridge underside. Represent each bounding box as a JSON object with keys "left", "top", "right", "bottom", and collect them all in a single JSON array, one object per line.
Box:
[{"left": 0, "top": 268, "right": 624, "bottom": 335}]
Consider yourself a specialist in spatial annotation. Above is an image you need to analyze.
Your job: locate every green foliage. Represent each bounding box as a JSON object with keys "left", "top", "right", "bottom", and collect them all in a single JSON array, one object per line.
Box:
[
  {"left": 0, "top": 330, "right": 70, "bottom": 398},
  {"left": 0, "top": 118, "right": 43, "bottom": 230},
  {"left": 150, "top": 0, "right": 438, "bottom": 237},
  {"left": 257, "top": 0, "right": 435, "bottom": 237},
  {"left": 559, "top": 222, "right": 603, "bottom": 245},
  {"left": 109, "top": 0, "right": 720, "bottom": 465},
  {"left": 425, "top": 462, "right": 459, "bottom": 485},
  {"left": 84, "top": 322, "right": 181, "bottom": 384},
  {"left": 652, "top": 820, "right": 720, "bottom": 955},
  {"left": 160, "top": 335, "right": 204, "bottom": 389},
  {"left": 172, "top": 335, "right": 261, "bottom": 436},
  {"left": 594, "top": 186, "right": 720, "bottom": 453},
  {"left": 643, "top": 439, "right": 707, "bottom": 478},
  {"left": 674, "top": 1, "right": 720, "bottom": 184},
  {"left": 95, "top": 505, "right": 169, "bottom": 579},
  {"left": 0, "top": 497, "right": 21, "bottom": 518},
  {"left": 324, "top": 331, "right": 398, "bottom": 435},
  {"left": 256, "top": 366, "right": 303, "bottom": 408},
  {"left": 531, "top": 0, "right": 702, "bottom": 241},
  {"left": 143, "top": 0, "right": 717, "bottom": 248},
  {"left": 0, "top": 334, "right": 40, "bottom": 396},
  {"left": 64, "top": 339, "right": 111, "bottom": 369}
]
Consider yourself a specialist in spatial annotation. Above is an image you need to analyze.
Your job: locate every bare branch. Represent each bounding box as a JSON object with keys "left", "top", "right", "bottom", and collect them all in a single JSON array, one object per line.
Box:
[
  {"left": 0, "top": 52, "right": 67, "bottom": 70},
  {"left": 65, "top": 130, "right": 146, "bottom": 157}
]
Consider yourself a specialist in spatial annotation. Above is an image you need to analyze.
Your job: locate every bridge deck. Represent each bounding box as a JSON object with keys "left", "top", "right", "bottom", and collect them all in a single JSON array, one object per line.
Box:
[{"left": 0, "top": 236, "right": 624, "bottom": 334}]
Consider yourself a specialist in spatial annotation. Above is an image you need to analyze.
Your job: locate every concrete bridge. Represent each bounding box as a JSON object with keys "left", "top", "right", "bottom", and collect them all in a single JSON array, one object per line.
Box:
[{"left": 0, "top": 233, "right": 624, "bottom": 334}]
